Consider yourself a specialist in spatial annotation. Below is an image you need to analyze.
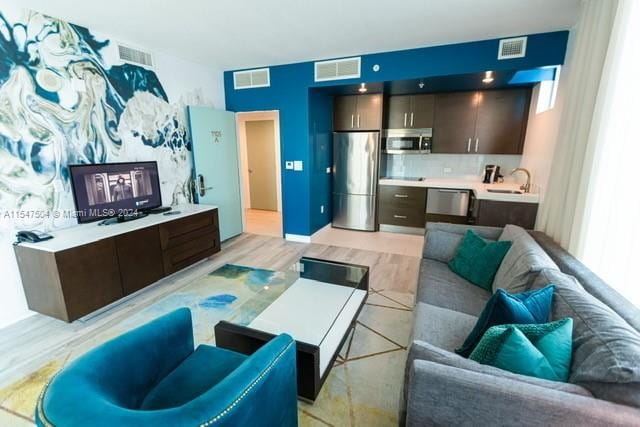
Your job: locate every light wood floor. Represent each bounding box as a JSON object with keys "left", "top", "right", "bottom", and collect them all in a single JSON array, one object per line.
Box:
[
  {"left": 244, "top": 208, "right": 282, "bottom": 237},
  {"left": 312, "top": 224, "right": 424, "bottom": 257},
  {"left": 0, "top": 233, "right": 420, "bottom": 390}
]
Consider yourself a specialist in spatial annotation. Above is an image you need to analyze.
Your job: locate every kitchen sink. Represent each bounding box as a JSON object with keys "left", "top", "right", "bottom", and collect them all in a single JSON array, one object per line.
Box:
[{"left": 487, "top": 189, "right": 523, "bottom": 194}]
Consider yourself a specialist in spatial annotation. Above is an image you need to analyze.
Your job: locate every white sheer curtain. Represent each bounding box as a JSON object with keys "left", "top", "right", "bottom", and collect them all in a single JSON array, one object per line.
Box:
[
  {"left": 578, "top": 0, "right": 640, "bottom": 306},
  {"left": 536, "top": 0, "right": 618, "bottom": 252}
]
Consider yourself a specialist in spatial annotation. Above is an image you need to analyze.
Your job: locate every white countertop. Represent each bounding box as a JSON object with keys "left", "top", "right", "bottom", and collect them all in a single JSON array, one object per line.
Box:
[
  {"left": 17, "top": 204, "right": 218, "bottom": 253},
  {"left": 379, "top": 178, "right": 540, "bottom": 203}
]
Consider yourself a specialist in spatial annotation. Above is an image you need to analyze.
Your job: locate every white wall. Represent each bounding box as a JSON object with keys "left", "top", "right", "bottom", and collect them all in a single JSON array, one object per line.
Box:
[
  {"left": 519, "top": 83, "right": 564, "bottom": 200},
  {"left": 0, "top": 7, "right": 225, "bottom": 330}
]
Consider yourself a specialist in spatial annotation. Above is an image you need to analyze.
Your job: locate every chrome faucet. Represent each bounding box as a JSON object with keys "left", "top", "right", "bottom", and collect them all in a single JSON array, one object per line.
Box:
[{"left": 511, "top": 168, "right": 531, "bottom": 193}]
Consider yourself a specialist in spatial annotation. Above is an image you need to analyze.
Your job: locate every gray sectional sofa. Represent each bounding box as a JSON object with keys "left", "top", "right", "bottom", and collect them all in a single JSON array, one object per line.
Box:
[{"left": 403, "top": 222, "right": 640, "bottom": 426}]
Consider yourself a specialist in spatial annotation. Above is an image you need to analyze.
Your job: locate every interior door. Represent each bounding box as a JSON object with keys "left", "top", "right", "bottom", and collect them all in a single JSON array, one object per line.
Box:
[
  {"left": 246, "top": 120, "right": 278, "bottom": 211},
  {"left": 433, "top": 92, "right": 479, "bottom": 153},
  {"left": 188, "top": 106, "right": 242, "bottom": 241}
]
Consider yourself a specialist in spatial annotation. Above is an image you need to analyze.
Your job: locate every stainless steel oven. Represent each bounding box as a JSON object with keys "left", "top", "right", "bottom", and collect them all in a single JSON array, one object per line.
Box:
[{"left": 382, "top": 128, "right": 432, "bottom": 154}]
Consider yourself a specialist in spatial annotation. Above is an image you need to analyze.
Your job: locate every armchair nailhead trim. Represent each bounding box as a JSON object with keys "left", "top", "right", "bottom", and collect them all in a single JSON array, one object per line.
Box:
[
  {"left": 36, "top": 372, "right": 59, "bottom": 427},
  {"left": 199, "top": 340, "right": 294, "bottom": 426}
]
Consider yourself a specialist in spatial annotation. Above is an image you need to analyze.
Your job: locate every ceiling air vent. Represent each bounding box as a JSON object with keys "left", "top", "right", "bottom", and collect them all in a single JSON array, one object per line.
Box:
[
  {"left": 498, "top": 36, "right": 527, "bottom": 60},
  {"left": 314, "top": 57, "right": 361, "bottom": 82},
  {"left": 117, "top": 44, "right": 154, "bottom": 68},
  {"left": 233, "top": 68, "right": 270, "bottom": 89}
]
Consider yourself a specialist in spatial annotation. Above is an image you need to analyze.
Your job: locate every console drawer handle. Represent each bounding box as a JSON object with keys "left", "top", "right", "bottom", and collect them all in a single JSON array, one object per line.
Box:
[
  {"left": 393, "top": 215, "right": 408, "bottom": 219},
  {"left": 394, "top": 194, "right": 409, "bottom": 198}
]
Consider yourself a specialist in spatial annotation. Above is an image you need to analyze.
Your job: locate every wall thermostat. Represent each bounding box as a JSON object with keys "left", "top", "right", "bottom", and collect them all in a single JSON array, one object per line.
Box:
[{"left": 372, "top": 64, "right": 380, "bottom": 72}]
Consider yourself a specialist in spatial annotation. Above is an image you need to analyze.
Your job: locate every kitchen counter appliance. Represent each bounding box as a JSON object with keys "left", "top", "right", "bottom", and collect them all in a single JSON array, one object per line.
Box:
[
  {"left": 426, "top": 188, "right": 471, "bottom": 224},
  {"left": 332, "top": 131, "right": 380, "bottom": 231},
  {"left": 381, "top": 128, "right": 432, "bottom": 154}
]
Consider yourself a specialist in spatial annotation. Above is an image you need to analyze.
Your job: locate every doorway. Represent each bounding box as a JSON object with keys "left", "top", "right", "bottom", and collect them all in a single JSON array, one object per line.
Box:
[{"left": 237, "top": 111, "right": 283, "bottom": 238}]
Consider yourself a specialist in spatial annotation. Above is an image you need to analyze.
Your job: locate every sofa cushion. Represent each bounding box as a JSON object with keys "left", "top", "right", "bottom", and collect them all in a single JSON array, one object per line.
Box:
[
  {"left": 448, "top": 230, "right": 512, "bottom": 291},
  {"left": 408, "top": 340, "right": 593, "bottom": 397},
  {"left": 141, "top": 344, "right": 247, "bottom": 410},
  {"left": 412, "top": 302, "right": 478, "bottom": 352},
  {"left": 422, "top": 230, "right": 464, "bottom": 262},
  {"left": 456, "top": 285, "right": 555, "bottom": 357},
  {"left": 469, "top": 318, "right": 574, "bottom": 382},
  {"left": 417, "top": 259, "right": 491, "bottom": 317},
  {"left": 492, "top": 225, "right": 559, "bottom": 294},
  {"left": 531, "top": 268, "right": 640, "bottom": 408}
]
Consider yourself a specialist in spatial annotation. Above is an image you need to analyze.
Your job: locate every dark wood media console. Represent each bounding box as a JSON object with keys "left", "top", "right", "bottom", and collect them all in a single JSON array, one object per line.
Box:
[{"left": 14, "top": 205, "right": 220, "bottom": 322}]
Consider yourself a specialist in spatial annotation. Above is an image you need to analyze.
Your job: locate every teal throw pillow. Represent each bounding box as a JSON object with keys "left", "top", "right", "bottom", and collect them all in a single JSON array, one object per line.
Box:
[
  {"left": 456, "top": 285, "right": 555, "bottom": 357},
  {"left": 469, "top": 318, "right": 574, "bottom": 382},
  {"left": 448, "top": 230, "right": 512, "bottom": 290}
]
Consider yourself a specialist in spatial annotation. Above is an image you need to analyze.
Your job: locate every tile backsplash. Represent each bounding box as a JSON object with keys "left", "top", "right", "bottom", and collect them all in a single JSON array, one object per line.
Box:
[{"left": 383, "top": 154, "right": 523, "bottom": 182}]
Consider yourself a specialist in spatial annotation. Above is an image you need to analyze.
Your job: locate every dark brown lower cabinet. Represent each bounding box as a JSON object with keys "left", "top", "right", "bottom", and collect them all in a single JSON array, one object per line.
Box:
[
  {"left": 379, "top": 185, "right": 427, "bottom": 228},
  {"left": 474, "top": 200, "right": 538, "bottom": 229},
  {"left": 116, "top": 226, "right": 164, "bottom": 296},
  {"left": 14, "top": 208, "right": 221, "bottom": 322}
]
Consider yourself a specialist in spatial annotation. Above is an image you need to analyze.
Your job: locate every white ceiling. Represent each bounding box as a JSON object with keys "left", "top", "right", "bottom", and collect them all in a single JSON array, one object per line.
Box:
[{"left": 15, "top": 0, "right": 580, "bottom": 70}]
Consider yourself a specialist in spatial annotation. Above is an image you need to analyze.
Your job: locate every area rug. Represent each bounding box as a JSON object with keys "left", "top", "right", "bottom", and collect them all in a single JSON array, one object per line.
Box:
[{"left": 0, "top": 264, "right": 414, "bottom": 426}]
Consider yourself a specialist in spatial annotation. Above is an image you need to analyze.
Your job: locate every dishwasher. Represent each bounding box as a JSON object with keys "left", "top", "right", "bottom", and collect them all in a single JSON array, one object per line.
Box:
[{"left": 426, "top": 188, "right": 471, "bottom": 224}]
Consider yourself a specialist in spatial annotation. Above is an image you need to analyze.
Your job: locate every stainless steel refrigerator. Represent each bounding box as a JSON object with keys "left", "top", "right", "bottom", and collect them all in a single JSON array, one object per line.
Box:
[{"left": 332, "top": 131, "right": 380, "bottom": 231}]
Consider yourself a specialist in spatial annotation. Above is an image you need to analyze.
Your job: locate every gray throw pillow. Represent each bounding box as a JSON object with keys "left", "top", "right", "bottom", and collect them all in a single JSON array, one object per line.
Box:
[
  {"left": 492, "top": 224, "right": 558, "bottom": 294},
  {"left": 422, "top": 230, "right": 464, "bottom": 262},
  {"left": 531, "top": 268, "right": 640, "bottom": 408}
]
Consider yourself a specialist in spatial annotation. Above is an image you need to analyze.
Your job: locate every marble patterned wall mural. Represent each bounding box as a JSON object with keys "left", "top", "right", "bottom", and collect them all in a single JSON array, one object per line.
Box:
[{"left": 0, "top": 9, "right": 194, "bottom": 233}]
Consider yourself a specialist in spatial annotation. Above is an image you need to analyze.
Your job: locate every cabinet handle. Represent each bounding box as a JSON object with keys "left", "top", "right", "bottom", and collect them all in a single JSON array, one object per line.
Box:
[
  {"left": 467, "top": 138, "right": 472, "bottom": 152},
  {"left": 351, "top": 114, "right": 354, "bottom": 129},
  {"left": 404, "top": 113, "right": 408, "bottom": 127},
  {"left": 357, "top": 114, "right": 360, "bottom": 128},
  {"left": 394, "top": 194, "right": 409, "bottom": 198},
  {"left": 393, "top": 215, "right": 408, "bottom": 219},
  {"left": 475, "top": 138, "right": 479, "bottom": 153},
  {"left": 410, "top": 112, "right": 414, "bottom": 127}
]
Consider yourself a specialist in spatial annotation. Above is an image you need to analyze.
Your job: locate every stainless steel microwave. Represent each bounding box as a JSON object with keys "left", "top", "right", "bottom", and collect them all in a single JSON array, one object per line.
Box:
[{"left": 381, "top": 128, "right": 432, "bottom": 154}]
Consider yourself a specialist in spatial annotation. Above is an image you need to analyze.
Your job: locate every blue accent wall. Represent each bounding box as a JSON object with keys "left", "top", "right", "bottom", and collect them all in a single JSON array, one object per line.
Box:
[{"left": 224, "top": 31, "right": 569, "bottom": 236}]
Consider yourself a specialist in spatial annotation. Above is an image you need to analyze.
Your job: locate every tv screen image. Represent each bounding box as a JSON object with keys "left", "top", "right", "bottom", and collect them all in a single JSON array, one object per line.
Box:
[{"left": 69, "top": 161, "right": 162, "bottom": 223}]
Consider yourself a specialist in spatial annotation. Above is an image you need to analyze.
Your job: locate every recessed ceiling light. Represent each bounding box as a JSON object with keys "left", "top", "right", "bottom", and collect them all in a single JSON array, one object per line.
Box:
[
  {"left": 358, "top": 82, "right": 367, "bottom": 93},
  {"left": 482, "top": 71, "right": 494, "bottom": 84}
]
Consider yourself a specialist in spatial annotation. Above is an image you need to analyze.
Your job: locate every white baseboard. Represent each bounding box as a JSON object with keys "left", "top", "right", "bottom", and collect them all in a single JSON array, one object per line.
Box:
[{"left": 285, "top": 233, "right": 311, "bottom": 243}]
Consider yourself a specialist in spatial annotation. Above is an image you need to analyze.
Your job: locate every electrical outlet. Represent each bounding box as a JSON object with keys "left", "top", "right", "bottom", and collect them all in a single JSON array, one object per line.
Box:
[
  {"left": 444, "top": 167, "right": 452, "bottom": 174},
  {"left": 285, "top": 161, "right": 294, "bottom": 170},
  {"left": 293, "top": 161, "right": 303, "bottom": 171},
  {"left": 320, "top": 205, "right": 324, "bottom": 214},
  {"left": 326, "top": 167, "right": 331, "bottom": 174}
]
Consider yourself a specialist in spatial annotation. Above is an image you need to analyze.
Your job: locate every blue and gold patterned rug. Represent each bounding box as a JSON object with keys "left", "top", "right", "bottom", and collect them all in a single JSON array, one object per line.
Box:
[{"left": 0, "top": 264, "right": 414, "bottom": 426}]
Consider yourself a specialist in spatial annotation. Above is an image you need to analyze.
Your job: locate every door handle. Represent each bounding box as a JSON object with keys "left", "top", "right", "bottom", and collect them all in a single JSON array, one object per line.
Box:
[
  {"left": 351, "top": 114, "right": 354, "bottom": 129},
  {"left": 393, "top": 215, "right": 408, "bottom": 219},
  {"left": 357, "top": 114, "right": 360, "bottom": 128},
  {"left": 248, "top": 169, "right": 253, "bottom": 174},
  {"left": 438, "top": 189, "right": 462, "bottom": 193},
  {"left": 467, "top": 138, "right": 472, "bottom": 152},
  {"left": 394, "top": 194, "right": 409, "bottom": 198},
  {"left": 475, "top": 138, "right": 479, "bottom": 153},
  {"left": 404, "top": 113, "right": 407, "bottom": 127},
  {"left": 410, "top": 112, "right": 414, "bottom": 127},
  {"left": 198, "top": 174, "right": 206, "bottom": 197}
]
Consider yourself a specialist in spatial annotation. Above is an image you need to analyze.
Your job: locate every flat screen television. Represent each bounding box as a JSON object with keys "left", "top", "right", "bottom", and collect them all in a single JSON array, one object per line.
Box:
[{"left": 69, "top": 161, "right": 162, "bottom": 223}]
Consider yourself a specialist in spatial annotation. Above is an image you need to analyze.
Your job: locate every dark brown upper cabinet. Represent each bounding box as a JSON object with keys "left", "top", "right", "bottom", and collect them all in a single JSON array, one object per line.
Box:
[
  {"left": 384, "top": 94, "right": 435, "bottom": 129},
  {"left": 433, "top": 88, "right": 531, "bottom": 154},
  {"left": 433, "top": 92, "right": 479, "bottom": 154},
  {"left": 333, "top": 94, "right": 382, "bottom": 131}
]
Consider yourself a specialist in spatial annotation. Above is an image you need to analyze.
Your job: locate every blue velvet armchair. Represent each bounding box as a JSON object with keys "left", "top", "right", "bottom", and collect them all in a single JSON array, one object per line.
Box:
[{"left": 35, "top": 308, "right": 298, "bottom": 427}]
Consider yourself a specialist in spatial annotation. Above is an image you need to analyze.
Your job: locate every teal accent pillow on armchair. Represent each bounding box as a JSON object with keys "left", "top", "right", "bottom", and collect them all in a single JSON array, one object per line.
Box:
[
  {"left": 448, "top": 230, "right": 512, "bottom": 290},
  {"left": 456, "top": 285, "right": 555, "bottom": 357},
  {"left": 469, "top": 318, "right": 574, "bottom": 382}
]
